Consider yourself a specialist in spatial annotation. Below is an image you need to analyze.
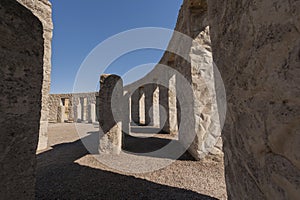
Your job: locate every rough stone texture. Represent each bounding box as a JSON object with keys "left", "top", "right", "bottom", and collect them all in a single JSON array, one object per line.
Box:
[
  {"left": 153, "top": 85, "right": 160, "bottom": 127},
  {"left": 122, "top": 92, "right": 131, "bottom": 136},
  {"left": 48, "top": 93, "right": 73, "bottom": 122},
  {"left": 57, "top": 105, "right": 65, "bottom": 123},
  {"left": 81, "top": 97, "right": 88, "bottom": 122},
  {"left": 0, "top": 0, "right": 44, "bottom": 198},
  {"left": 98, "top": 74, "right": 123, "bottom": 154},
  {"left": 159, "top": 0, "right": 222, "bottom": 159},
  {"left": 122, "top": 0, "right": 222, "bottom": 160},
  {"left": 131, "top": 89, "right": 141, "bottom": 125},
  {"left": 168, "top": 74, "right": 178, "bottom": 135},
  {"left": 159, "top": 85, "right": 171, "bottom": 132},
  {"left": 208, "top": 0, "right": 300, "bottom": 199},
  {"left": 48, "top": 93, "right": 97, "bottom": 123},
  {"left": 76, "top": 100, "right": 82, "bottom": 122},
  {"left": 18, "top": 0, "right": 53, "bottom": 150},
  {"left": 88, "top": 103, "right": 96, "bottom": 123},
  {"left": 139, "top": 87, "right": 146, "bottom": 125},
  {"left": 144, "top": 84, "right": 155, "bottom": 126}
]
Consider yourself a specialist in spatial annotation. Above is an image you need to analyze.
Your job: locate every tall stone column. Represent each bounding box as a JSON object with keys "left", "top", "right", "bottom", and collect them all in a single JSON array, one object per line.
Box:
[
  {"left": 18, "top": 0, "right": 53, "bottom": 151},
  {"left": 95, "top": 95, "right": 99, "bottom": 121},
  {"left": 88, "top": 103, "right": 96, "bottom": 123},
  {"left": 208, "top": 0, "right": 300, "bottom": 198},
  {"left": 144, "top": 84, "right": 155, "bottom": 126},
  {"left": 169, "top": 74, "right": 178, "bottom": 134},
  {"left": 131, "top": 89, "right": 140, "bottom": 125},
  {"left": 57, "top": 105, "right": 65, "bottom": 123},
  {"left": 98, "top": 74, "right": 123, "bottom": 154},
  {"left": 81, "top": 97, "right": 87, "bottom": 122},
  {"left": 153, "top": 85, "right": 160, "bottom": 127},
  {"left": 159, "top": 85, "right": 170, "bottom": 133},
  {"left": 0, "top": 0, "right": 45, "bottom": 198},
  {"left": 76, "top": 99, "right": 82, "bottom": 122},
  {"left": 139, "top": 87, "right": 145, "bottom": 125},
  {"left": 122, "top": 92, "right": 130, "bottom": 135}
]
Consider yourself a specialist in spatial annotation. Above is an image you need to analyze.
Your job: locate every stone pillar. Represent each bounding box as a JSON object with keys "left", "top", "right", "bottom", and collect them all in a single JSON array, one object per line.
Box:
[
  {"left": 57, "top": 106, "right": 65, "bottom": 123},
  {"left": 88, "top": 103, "right": 96, "bottom": 123},
  {"left": 122, "top": 92, "right": 130, "bottom": 135},
  {"left": 208, "top": 0, "right": 300, "bottom": 199},
  {"left": 95, "top": 95, "right": 99, "bottom": 121},
  {"left": 153, "top": 85, "right": 160, "bottom": 127},
  {"left": 131, "top": 89, "right": 140, "bottom": 125},
  {"left": 144, "top": 84, "right": 155, "bottom": 126},
  {"left": 76, "top": 100, "right": 82, "bottom": 122},
  {"left": 169, "top": 74, "right": 178, "bottom": 135},
  {"left": 186, "top": 26, "right": 222, "bottom": 159},
  {"left": 139, "top": 87, "right": 145, "bottom": 125},
  {"left": 17, "top": 0, "right": 53, "bottom": 151},
  {"left": 0, "top": 0, "right": 44, "bottom": 198},
  {"left": 98, "top": 74, "right": 123, "bottom": 154},
  {"left": 81, "top": 97, "right": 87, "bottom": 122},
  {"left": 159, "top": 85, "right": 170, "bottom": 133}
]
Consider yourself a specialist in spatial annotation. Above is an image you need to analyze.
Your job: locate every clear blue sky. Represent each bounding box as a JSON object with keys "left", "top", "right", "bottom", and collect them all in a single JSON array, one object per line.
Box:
[{"left": 50, "top": 0, "right": 183, "bottom": 94}]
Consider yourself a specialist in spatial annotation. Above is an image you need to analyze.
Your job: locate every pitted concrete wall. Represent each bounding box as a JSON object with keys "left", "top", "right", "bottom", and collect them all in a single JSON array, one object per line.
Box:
[
  {"left": 17, "top": 0, "right": 53, "bottom": 150},
  {"left": 208, "top": 0, "right": 300, "bottom": 199},
  {"left": 0, "top": 0, "right": 44, "bottom": 198}
]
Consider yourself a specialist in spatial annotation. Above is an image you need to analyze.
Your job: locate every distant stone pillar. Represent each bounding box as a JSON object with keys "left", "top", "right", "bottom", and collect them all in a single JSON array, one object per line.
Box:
[
  {"left": 95, "top": 95, "right": 99, "bottom": 121},
  {"left": 88, "top": 103, "right": 96, "bottom": 123},
  {"left": 153, "top": 85, "right": 160, "bottom": 127},
  {"left": 76, "top": 100, "right": 82, "bottom": 122},
  {"left": 81, "top": 97, "right": 87, "bottom": 122},
  {"left": 98, "top": 74, "right": 123, "bottom": 154},
  {"left": 169, "top": 74, "right": 178, "bottom": 135},
  {"left": 159, "top": 85, "right": 170, "bottom": 133},
  {"left": 57, "top": 105, "right": 65, "bottom": 123},
  {"left": 144, "top": 84, "right": 155, "bottom": 126},
  {"left": 131, "top": 89, "right": 140, "bottom": 125},
  {"left": 122, "top": 92, "right": 130, "bottom": 135},
  {"left": 139, "top": 87, "right": 145, "bottom": 125}
]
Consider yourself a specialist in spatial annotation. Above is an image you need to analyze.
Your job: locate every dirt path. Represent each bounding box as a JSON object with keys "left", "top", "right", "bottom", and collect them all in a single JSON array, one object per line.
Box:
[{"left": 36, "top": 123, "right": 227, "bottom": 200}]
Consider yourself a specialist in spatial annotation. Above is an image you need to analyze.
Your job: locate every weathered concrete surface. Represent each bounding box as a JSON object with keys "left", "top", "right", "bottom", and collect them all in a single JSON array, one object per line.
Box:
[
  {"left": 144, "top": 84, "right": 155, "bottom": 126},
  {"left": 131, "top": 89, "right": 141, "bottom": 125},
  {"left": 208, "top": 0, "right": 300, "bottom": 199},
  {"left": 98, "top": 74, "right": 123, "bottom": 154},
  {"left": 159, "top": 85, "right": 171, "bottom": 133},
  {"left": 48, "top": 93, "right": 97, "bottom": 123},
  {"left": 162, "top": 0, "right": 222, "bottom": 159},
  {"left": 57, "top": 105, "right": 65, "bottom": 123},
  {"left": 88, "top": 103, "right": 96, "bottom": 123},
  {"left": 123, "top": 0, "right": 222, "bottom": 160},
  {"left": 122, "top": 92, "right": 131, "bottom": 136},
  {"left": 139, "top": 87, "right": 146, "bottom": 125},
  {"left": 18, "top": 0, "right": 53, "bottom": 150},
  {"left": 48, "top": 93, "right": 73, "bottom": 122},
  {"left": 0, "top": 0, "right": 44, "bottom": 198}
]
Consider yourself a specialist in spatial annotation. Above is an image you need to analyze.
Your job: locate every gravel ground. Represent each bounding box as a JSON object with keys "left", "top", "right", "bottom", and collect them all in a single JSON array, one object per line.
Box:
[{"left": 36, "top": 123, "right": 227, "bottom": 200}]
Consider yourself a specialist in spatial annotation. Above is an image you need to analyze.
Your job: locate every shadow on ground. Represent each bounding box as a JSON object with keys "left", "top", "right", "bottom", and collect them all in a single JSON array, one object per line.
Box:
[{"left": 36, "top": 133, "right": 217, "bottom": 200}]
